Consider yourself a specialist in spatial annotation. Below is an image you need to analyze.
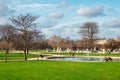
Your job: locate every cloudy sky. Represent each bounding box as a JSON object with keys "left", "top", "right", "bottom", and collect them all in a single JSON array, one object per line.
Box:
[{"left": 0, "top": 0, "right": 120, "bottom": 39}]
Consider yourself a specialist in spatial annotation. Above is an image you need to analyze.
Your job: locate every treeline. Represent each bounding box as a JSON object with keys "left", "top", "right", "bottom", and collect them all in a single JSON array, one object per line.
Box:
[
  {"left": 0, "top": 13, "right": 120, "bottom": 61},
  {"left": 48, "top": 35, "right": 120, "bottom": 54}
]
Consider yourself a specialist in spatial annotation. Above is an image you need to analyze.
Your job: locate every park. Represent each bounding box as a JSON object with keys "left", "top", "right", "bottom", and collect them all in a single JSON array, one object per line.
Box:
[{"left": 0, "top": 0, "right": 120, "bottom": 80}]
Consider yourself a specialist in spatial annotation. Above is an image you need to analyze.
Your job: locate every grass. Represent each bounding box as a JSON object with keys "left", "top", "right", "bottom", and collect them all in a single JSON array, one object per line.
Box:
[
  {"left": 0, "top": 53, "right": 38, "bottom": 60},
  {"left": 29, "top": 49, "right": 54, "bottom": 53},
  {"left": 0, "top": 61, "right": 120, "bottom": 80},
  {"left": 75, "top": 53, "right": 120, "bottom": 57},
  {"left": 29, "top": 50, "right": 46, "bottom": 53},
  {"left": 0, "top": 50, "right": 120, "bottom": 61}
]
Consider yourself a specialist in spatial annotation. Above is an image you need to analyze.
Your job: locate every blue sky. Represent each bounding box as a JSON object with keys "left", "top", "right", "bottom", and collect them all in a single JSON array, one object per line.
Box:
[{"left": 0, "top": 0, "right": 120, "bottom": 39}]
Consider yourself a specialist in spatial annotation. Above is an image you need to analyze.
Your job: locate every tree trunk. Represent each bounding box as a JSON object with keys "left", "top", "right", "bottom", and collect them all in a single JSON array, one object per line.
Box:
[
  {"left": 4, "top": 49, "right": 8, "bottom": 62},
  {"left": 91, "top": 48, "right": 94, "bottom": 54},
  {"left": 24, "top": 49, "right": 27, "bottom": 60},
  {"left": 6, "top": 49, "right": 9, "bottom": 54},
  {"left": 90, "top": 40, "right": 94, "bottom": 54}
]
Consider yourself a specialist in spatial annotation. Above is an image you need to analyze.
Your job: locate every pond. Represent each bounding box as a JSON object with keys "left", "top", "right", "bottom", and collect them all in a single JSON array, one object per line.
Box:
[{"left": 48, "top": 57, "right": 105, "bottom": 62}]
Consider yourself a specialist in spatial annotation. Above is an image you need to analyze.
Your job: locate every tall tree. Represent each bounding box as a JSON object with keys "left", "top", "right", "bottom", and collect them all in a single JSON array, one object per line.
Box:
[
  {"left": 9, "top": 13, "right": 38, "bottom": 60},
  {"left": 48, "top": 35, "right": 58, "bottom": 49},
  {"left": 29, "top": 30, "right": 45, "bottom": 50},
  {"left": 79, "top": 22, "right": 99, "bottom": 53},
  {"left": 105, "top": 39, "right": 120, "bottom": 54},
  {"left": 0, "top": 24, "right": 15, "bottom": 62},
  {"left": 48, "top": 35, "right": 65, "bottom": 49}
]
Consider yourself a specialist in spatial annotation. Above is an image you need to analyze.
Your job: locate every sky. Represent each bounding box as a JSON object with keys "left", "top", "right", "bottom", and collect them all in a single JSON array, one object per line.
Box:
[{"left": 0, "top": 0, "right": 120, "bottom": 40}]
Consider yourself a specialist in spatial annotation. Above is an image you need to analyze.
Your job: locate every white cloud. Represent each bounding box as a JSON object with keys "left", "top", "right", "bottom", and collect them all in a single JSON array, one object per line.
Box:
[
  {"left": 39, "top": 19, "right": 58, "bottom": 28},
  {"left": 15, "top": 3, "right": 58, "bottom": 9},
  {"left": 47, "top": 12, "right": 64, "bottom": 19},
  {"left": 41, "top": 22, "right": 80, "bottom": 39},
  {"left": 0, "top": 17, "right": 8, "bottom": 24},
  {"left": 0, "top": 0, "right": 15, "bottom": 16},
  {"left": 99, "top": 18, "right": 120, "bottom": 38},
  {"left": 103, "top": 19, "right": 120, "bottom": 28},
  {"left": 58, "top": 1, "right": 67, "bottom": 8},
  {"left": 77, "top": 6, "right": 105, "bottom": 18},
  {"left": 0, "top": 0, "right": 15, "bottom": 24},
  {"left": 0, "top": 7, "right": 15, "bottom": 16}
]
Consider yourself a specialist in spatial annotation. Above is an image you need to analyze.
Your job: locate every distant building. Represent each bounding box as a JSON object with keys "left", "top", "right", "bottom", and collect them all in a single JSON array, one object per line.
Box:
[{"left": 96, "top": 38, "right": 107, "bottom": 45}]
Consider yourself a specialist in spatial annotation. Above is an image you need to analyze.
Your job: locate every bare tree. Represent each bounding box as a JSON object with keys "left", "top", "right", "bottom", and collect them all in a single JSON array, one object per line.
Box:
[
  {"left": 0, "top": 24, "right": 15, "bottom": 62},
  {"left": 48, "top": 35, "right": 59, "bottom": 49},
  {"left": 79, "top": 22, "right": 99, "bottom": 53},
  {"left": 29, "top": 30, "right": 45, "bottom": 50},
  {"left": 105, "top": 39, "right": 120, "bottom": 54},
  {"left": 9, "top": 13, "right": 38, "bottom": 60},
  {"left": 48, "top": 35, "right": 66, "bottom": 50},
  {"left": 78, "top": 38, "right": 90, "bottom": 50}
]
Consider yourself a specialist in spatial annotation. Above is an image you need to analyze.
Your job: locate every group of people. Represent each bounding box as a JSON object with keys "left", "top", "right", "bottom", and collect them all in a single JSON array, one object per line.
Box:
[{"left": 104, "top": 57, "right": 112, "bottom": 62}]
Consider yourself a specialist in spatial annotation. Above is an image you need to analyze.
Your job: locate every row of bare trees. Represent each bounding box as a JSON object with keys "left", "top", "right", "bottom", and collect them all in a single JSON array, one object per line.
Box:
[
  {"left": 47, "top": 35, "right": 120, "bottom": 54},
  {"left": 48, "top": 35, "right": 75, "bottom": 49},
  {"left": 104, "top": 39, "right": 120, "bottom": 54},
  {"left": 0, "top": 13, "right": 120, "bottom": 61},
  {"left": 0, "top": 14, "right": 45, "bottom": 61},
  {"left": 47, "top": 22, "right": 120, "bottom": 54}
]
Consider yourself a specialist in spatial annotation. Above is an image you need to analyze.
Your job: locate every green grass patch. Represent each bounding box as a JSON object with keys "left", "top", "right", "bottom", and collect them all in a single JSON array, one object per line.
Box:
[
  {"left": 0, "top": 61, "right": 120, "bottom": 80},
  {"left": 29, "top": 49, "right": 55, "bottom": 53},
  {"left": 29, "top": 50, "right": 46, "bottom": 53},
  {"left": 0, "top": 53, "right": 38, "bottom": 60},
  {"left": 75, "top": 53, "right": 120, "bottom": 57}
]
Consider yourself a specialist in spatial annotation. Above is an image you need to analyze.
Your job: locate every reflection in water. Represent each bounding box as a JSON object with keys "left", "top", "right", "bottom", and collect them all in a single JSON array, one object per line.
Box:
[{"left": 49, "top": 57, "right": 104, "bottom": 62}]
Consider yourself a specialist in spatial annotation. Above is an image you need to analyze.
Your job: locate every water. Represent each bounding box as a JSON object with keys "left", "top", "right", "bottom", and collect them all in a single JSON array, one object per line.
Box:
[{"left": 49, "top": 57, "right": 104, "bottom": 62}]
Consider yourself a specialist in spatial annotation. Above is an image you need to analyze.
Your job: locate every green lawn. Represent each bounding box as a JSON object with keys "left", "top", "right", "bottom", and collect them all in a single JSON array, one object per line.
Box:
[
  {"left": 29, "top": 49, "right": 54, "bottom": 53},
  {"left": 75, "top": 53, "right": 120, "bottom": 57},
  {"left": 0, "top": 52, "right": 120, "bottom": 61},
  {"left": 0, "top": 61, "right": 120, "bottom": 80},
  {"left": 0, "top": 53, "right": 38, "bottom": 60}
]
